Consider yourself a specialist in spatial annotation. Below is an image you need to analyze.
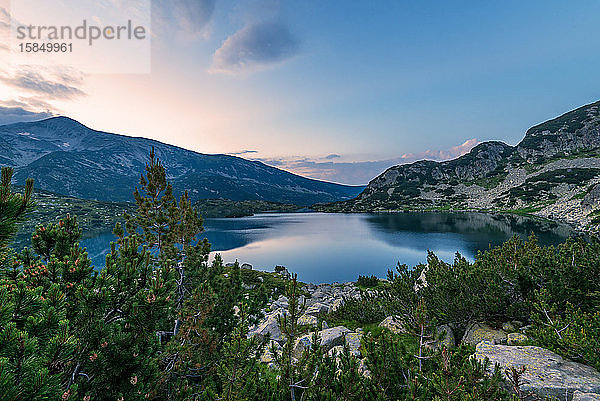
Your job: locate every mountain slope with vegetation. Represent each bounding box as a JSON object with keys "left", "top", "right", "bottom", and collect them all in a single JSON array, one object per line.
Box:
[
  {"left": 0, "top": 117, "right": 363, "bottom": 205},
  {"left": 317, "top": 101, "right": 600, "bottom": 230}
]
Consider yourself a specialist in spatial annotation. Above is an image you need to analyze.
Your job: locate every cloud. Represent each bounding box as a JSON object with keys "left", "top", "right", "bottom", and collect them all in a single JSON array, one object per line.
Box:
[
  {"left": 0, "top": 69, "right": 85, "bottom": 99},
  {"left": 210, "top": 21, "right": 299, "bottom": 75},
  {"left": 253, "top": 139, "right": 481, "bottom": 185},
  {"left": 153, "top": 0, "right": 215, "bottom": 39},
  {"left": 227, "top": 149, "right": 259, "bottom": 155},
  {"left": 399, "top": 138, "right": 479, "bottom": 162},
  {"left": 0, "top": 104, "right": 54, "bottom": 126}
]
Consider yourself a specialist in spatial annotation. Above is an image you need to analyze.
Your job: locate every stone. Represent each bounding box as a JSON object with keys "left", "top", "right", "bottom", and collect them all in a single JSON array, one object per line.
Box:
[
  {"left": 305, "top": 303, "right": 329, "bottom": 316},
  {"left": 330, "top": 298, "right": 344, "bottom": 312},
  {"left": 507, "top": 332, "right": 528, "bottom": 346},
  {"left": 474, "top": 341, "right": 600, "bottom": 400},
  {"left": 414, "top": 266, "right": 428, "bottom": 291},
  {"left": 248, "top": 312, "right": 283, "bottom": 342},
  {"left": 241, "top": 263, "right": 252, "bottom": 269},
  {"left": 358, "top": 358, "right": 371, "bottom": 378},
  {"left": 345, "top": 331, "right": 363, "bottom": 356},
  {"left": 294, "top": 334, "right": 314, "bottom": 357},
  {"left": 502, "top": 320, "right": 524, "bottom": 332},
  {"left": 258, "top": 276, "right": 264, "bottom": 282},
  {"left": 319, "top": 326, "right": 351, "bottom": 351},
  {"left": 462, "top": 322, "right": 507, "bottom": 345},
  {"left": 225, "top": 262, "right": 236, "bottom": 267},
  {"left": 426, "top": 324, "right": 455, "bottom": 351},
  {"left": 379, "top": 316, "right": 406, "bottom": 335},
  {"left": 573, "top": 391, "right": 600, "bottom": 401},
  {"left": 297, "top": 314, "right": 318, "bottom": 327}
]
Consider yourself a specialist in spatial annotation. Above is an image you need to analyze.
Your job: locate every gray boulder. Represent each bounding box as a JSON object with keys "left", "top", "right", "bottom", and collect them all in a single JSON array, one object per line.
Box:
[
  {"left": 345, "top": 331, "right": 363, "bottom": 356},
  {"left": 305, "top": 302, "right": 329, "bottom": 316},
  {"left": 426, "top": 324, "right": 455, "bottom": 351},
  {"left": 573, "top": 391, "right": 600, "bottom": 401},
  {"left": 379, "top": 316, "right": 406, "bottom": 334},
  {"left": 241, "top": 263, "right": 253, "bottom": 269},
  {"left": 474, "top": 341, "right": 600, "bottom": 400},
  {"left": 248, "top": 312, "right": 283, "bottom": 342},
  {"left": 462, "top": 322, "right": 507, "bottom": 345}
]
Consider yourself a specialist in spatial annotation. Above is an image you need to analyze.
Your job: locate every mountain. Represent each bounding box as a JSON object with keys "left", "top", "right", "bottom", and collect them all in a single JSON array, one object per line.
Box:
[
  {"left": 0, "top": 117, "right": 363, "bottom": 205},
  {"left": 316, "top": 101, "right": 600, "bottom": 230}
]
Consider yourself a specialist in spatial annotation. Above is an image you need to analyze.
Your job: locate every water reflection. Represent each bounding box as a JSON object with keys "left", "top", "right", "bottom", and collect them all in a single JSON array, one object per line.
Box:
[{"left": 68, "top": 212, "right": 576, "bottom": 283}]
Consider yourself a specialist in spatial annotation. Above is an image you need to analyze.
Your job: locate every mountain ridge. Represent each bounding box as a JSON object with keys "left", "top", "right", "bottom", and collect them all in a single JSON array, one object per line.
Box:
[
  {"left": 0, "top": 116, "right": 364, "bottom": 205},
  {"left": 316, "top": 100, "right": 600, "bottom": 230}
]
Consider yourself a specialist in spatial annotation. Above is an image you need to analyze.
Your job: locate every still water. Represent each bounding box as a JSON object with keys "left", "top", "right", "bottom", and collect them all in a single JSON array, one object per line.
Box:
[{"left": 81, "top": 212, "right": 575, "bottom": 284}]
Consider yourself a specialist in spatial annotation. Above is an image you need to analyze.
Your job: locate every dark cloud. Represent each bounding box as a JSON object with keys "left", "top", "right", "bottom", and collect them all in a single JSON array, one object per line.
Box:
[
  {"left": 228, "top": 149, "right": 259, "bottom": 155},
  {"left": 211, "top": 21, "right": 299, "bottom": 75},
  {"left": 0, "top": 105, "right": 54, "bottom": 126},
  {"left": 0, "top": 70, "right": 85, "bottom": 99}
]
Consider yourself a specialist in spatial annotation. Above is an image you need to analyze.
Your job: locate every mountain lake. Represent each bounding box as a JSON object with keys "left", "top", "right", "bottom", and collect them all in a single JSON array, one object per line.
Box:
[{"left": 79, "top": 211, "right": 577, "bottom": 283}]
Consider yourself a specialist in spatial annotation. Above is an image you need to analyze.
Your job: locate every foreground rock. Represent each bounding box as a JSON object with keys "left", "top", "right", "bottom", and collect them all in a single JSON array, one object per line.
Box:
[
  {"left": 574, "top": 391, "right": 600, "bottom": 401},
  {"left": 474, "top": 341, "right": 600, "bottom": 400},
  {"left": 462, "top": 322, "right": 507, "bottom": 345},
  {"left": 379, "top": 316, "right": 405, "bottom": 334}
]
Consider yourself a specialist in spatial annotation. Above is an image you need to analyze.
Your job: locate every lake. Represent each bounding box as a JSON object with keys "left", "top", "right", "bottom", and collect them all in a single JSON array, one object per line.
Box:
[{"left": 81, "top": 212, "right": 576, "bottom": 283}]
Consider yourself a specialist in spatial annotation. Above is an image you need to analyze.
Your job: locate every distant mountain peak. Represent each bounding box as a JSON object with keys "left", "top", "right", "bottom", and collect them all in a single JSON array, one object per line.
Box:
[{"left": 0, "top": 116, "right": 364, "bottom": 205}]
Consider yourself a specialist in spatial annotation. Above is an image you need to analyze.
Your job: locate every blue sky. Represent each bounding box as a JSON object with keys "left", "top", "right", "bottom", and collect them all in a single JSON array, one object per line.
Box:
[{"left": 1, "top": 0, "right": 599, "bottom": 184}]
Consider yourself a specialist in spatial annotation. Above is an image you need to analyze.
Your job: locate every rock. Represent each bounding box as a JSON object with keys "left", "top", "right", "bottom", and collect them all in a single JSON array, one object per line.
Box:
[
  {"left": 502, "top": 320, "right": 524, "bottom": 332},
  {"left": 330, "top": 298, "right": 344, "bottom": 312},
  {"left": 426, "top": 324, "right": 455, "bottom": 351},
  {"left": 242, "top": 283, "right": 254, "bottom": 290},
  {"left": 248, "top": 312, "right": 283, "bottom": 342},
  {"left": 358, "top": 358, "right": 371, "bottom": 378},
  {"left": 305, "top": 303, "right": 329, "bottom": 316},
  {"left": 462, "top": 323, "right": 507, "bottom": 345},
  {"left": 474, "top": 341, "right": 600, "bottom": 400},
  {"left": 573, "top": 391, "right": 600, "bottom": 401},
  {"left": 293, "top": 326, "right": 351, "bottom": 356},
  {"left": 275, "top": 266, "right": 290, "bottom": 279},
  {"left": 345, "top": 331, "right": 363, "bottom": 356},
  {"left": 225, "top": 262, "right": 236, "bottom": 267},
  {"left": 507, "top": 332, "right": 528, "bottom": 346},
  {"left": 241, "top": 263, "right": 253, "bottom": 270},
  {"left": 320, "top": 326, "right": 351, "bottom": 351},
  {"left": 297, "top": 314, "right": 318, "bottom": 327},
  {"left": 294, "top": 334, "right": 314, "bottom": 356},
  {"left": 414, "top": 266, "right": 428, "bottom": 291},
  {"left": 379, "top": 316, "right": 405, "bottom": 334},
  {"left": 328, "top": 345, "right": 344, "bottom": 358},
  {"left": 258, "top": 276, "right": 264, "bottom": 282}
]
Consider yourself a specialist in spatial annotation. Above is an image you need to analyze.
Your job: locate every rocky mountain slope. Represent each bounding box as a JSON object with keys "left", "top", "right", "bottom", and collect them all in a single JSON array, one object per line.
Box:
[
  {"left": 0, "top": 117, "right": 363, "bottom": 205},
  {"left": 317, "top": 101, "right": 600, "bottom": 230}
]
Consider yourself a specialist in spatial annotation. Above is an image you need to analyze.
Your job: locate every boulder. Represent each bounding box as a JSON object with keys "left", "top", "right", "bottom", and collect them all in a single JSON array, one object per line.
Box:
[
  {"left": 474, "top": 341, "right": 600, "bottom": 400},
  {"left": 293, "top": 326, "right": 351, "bottom": 356},
  {"left": 426, "top": 324, "right": 455, "bottom": 351},
  {"left": 305, "top": 302, "right": 329, "bottom": 316},
  {"left": 330, "top": 298, "right": 344, "bottom": 312},
  {"left": 502, "top": 320, "right": 524, "bottom": 332},
  {"left": 462, "top": 322, "right": 507, "bottom": 345},
  {"left": 573, "top": 391, "right": 600, "bottom": 401},
  {"left": 358, "top": 358, "right": 371, "bottom": 378},
  {"left": 297, "top": 314, "right": 318, "bottom": 327},
  {"left": 507, "top": 332, "right": 528, "bottom": 346},
  {"left": 320, "top": 326, "right": 351, "bottom": 350},
  {"left": 379, "top": 316, "right": 406, "bottom": 334},
  {"left": 248, "top": 312, "right": 283, "bottom": 342},
  {"left": 345, "top": 331, "right": 363, "bottom": 356},
  {"left": 241, "top": 263, "right": 253, "bottom": 270}
]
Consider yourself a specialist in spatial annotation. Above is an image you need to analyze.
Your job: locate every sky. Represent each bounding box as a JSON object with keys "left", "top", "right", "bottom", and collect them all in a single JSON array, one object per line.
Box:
[{"left": 1, "top": 0, "right": 599, "bottom": 185}]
